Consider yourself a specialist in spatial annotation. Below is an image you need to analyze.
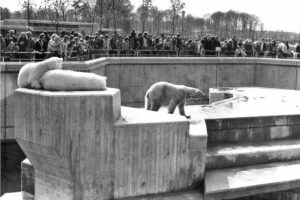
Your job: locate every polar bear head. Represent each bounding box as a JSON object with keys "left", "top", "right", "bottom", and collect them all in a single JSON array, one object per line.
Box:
[{"left": 41, "top": 57, "right": 63, "bottom": 71}]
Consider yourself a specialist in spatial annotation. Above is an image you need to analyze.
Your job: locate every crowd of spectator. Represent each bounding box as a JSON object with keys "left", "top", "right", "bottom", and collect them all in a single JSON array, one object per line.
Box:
[{"left": 1, "top": 29, "right": 300, "bottom": 61}]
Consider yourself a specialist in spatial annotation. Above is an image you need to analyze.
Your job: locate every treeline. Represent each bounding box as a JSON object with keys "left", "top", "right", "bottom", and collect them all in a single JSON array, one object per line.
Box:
[{"left": 0, "top": 0, "right": 298, "bottom": 41}]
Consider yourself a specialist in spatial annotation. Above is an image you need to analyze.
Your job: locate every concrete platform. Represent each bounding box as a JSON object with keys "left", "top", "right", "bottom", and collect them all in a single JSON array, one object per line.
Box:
[
  {"left": 205, "top": 87, "right": 300, "bottom": 119},
  {"left": 205, "top": 160, "right": 300, "bottom": 200},
  {"left": 206, "top": 139, "right": 300, "bottom": 169}
]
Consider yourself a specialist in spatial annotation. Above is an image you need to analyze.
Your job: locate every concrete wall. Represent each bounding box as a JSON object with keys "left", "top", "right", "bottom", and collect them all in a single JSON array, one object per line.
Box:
[{"left": 2, "top": 57, "right": 300, "bottom": 140}]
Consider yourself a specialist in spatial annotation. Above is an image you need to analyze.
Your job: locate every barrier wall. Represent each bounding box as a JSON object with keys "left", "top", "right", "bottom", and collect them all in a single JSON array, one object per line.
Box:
[{"left": 2, "top": 58, "right": 300, "bottom": 141}]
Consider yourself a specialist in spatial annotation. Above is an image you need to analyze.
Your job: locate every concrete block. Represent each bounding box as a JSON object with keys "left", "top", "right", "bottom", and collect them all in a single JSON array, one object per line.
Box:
[
  {"left": 113, "top": 107, "right": 207, "bottom": 198},
  {"left": 15, "top": 88, "right": 121, "bottom": 200}
]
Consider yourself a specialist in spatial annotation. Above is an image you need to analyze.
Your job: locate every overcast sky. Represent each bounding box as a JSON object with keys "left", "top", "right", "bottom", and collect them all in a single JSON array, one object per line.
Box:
[{"left": 1, "top": 0, "right": 300, "bottom": 33}]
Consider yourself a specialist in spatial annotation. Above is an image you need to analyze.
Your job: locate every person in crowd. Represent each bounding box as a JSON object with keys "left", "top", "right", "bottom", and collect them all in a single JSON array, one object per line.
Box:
[
  {"left": 137, "top": 33, "right": 143, "bottom": 50},
  {"left": 42, "top": 31, "right": 50, "bottom": 48},
  {"left": 62, "top": 35, "right": 70, "bottom": 60},
  {"left": 201, "top": 37, "right": 209, "bottom": 55},
  {"left": 104, "top": 35, "right": 110, "bottom": 50},
  {"left": 110, "top": 34, "right": 117, "bottom": 55},
  {"left": 17, "top": 32, "right": 28, "bottom": 53},
  {"left": 6, "top": 40, "right": 18, "bottom": 52},
  {"left": 130, "top": 29, "right": 138, "bottom": 50},
  {"left": 48, "top": 35, "right": 63, "bottom": 57},
  {"left": 267, "top": 40, "right": 277, "bottom": 58},
  {"left": 96, "top": 35, "right": 104, "bottom": 49},
  {"left": 0, "top": 34, "right": 6, "bottom": 52},
  {"left": 295, "top": 42, "right": 300, "bottom": 58},
  {"left": 110, "top": 34, "right": 117, "bottom": 50},
  {"left": 142, "top": 32, "right": 149, "bottom": 49},
  {"left": 77, "top": 38, "right": 84, "bottom": 56},
  {"left": 259, "top": 38, "right": 267, "bottom": 57},
  {"left": 164, "top": 36, "right": 171, "bottom": 50},
  {"left": 122, "top": 38, "right": 129, "bottom": 50},
  {"left": 225, "top": 39, "right": 234, "bottom": 56},
  {"left": 232, "top": 36, "right": 238, "bottom": 52},
  {"left": 296, "top": 42, "right": 300, "bottom": 53},
  {"left": 128, "top": 35, "right": 133, "bottom": 50},
  {"left": 47, "top": 34, "right": 57, "bottom": 51},
  {"left": 5, "top": 30, "right": 17, "bottom": 47},
  {"left": 169, "top": 36, "right": 176, "bottom": 51},
  {"left": 26, "top": 31, "right": 36, "bottom": 52},
  {"left": 148, "top": 34, "right": 153, "bottom": 49},
  {"left": 215, "top": 37, "right": 222, "bottom": 56},
  {"left": 34, "top": 33, "right": 48, "bottom": 59},
  {"left": 175, "top": 34, "right": 182, "bottom": 54},
  {"left": 116, "top": 34, "right": 123, "bottom": 53},
  {"left": 17, "top": 32, "right": 28, "bottom": 59},
  {"left": 243, "top": 40, "right": 253, "bottom": 57},
  {"left": 82, "top": 36, "right": 92, "bottom": 56}
]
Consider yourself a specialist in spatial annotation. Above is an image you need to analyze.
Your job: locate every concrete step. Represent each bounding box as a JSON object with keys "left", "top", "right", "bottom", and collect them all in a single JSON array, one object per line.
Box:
[
  {"left": 206, "top": 139, "right": 300, "bottom": 170},
  {"left": 205, "top": 115, "right": 300, "bottom": 145},
  {"left": 205, "top": 160, "right": 300, "bottom": 200}
]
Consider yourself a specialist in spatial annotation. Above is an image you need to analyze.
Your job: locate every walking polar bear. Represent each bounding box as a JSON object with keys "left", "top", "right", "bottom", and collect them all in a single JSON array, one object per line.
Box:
[
  {"left": 17, "top": 57, "right": 107, "bottom": 91},
  {"left": 145, "top": 81, "right": 205, "bottom": 119}
]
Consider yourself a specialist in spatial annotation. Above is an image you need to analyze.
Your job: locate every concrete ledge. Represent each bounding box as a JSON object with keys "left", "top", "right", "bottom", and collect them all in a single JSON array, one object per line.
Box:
[
  {"left": 206, "top": 139, "right": 300, "bottom": 169},
  {"left": 205, "top": 160, "right": 300, "bottom": 200}
]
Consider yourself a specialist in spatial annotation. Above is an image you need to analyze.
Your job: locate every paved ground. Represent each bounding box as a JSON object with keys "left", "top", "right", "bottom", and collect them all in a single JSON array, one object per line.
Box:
[{"left": 139, "top": 87, "right": 300, "bottom": 121}]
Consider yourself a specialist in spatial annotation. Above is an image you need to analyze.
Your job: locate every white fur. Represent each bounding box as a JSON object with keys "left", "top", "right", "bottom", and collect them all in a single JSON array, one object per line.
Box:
[
  {"left": 17, "top": 57, "right": 63, "bottom": 89},
  {"left": 40, "top": 69, "right": 107, "bottom": 91}
]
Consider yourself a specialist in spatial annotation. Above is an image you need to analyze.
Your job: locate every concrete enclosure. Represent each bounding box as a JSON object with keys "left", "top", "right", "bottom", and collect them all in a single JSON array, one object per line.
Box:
[{"left": 2, "top": 57, "right": 300, "bottom": 195}]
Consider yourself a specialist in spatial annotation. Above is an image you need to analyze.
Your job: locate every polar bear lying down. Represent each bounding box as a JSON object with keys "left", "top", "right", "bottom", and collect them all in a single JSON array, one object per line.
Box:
[
  {"left": 17, "top": 57, "right": 107, "bottom": 91},
  {"left": 17, "top": 57, "right": 63, "bottom": 89},
  {"left": 41, "top": 69, "right": 106, "bottom": 91}
]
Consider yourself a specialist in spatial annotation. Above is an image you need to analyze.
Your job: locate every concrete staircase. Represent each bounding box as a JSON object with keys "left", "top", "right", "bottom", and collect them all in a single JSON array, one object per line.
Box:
[{"left": 203, "top": 88, "right": 300, "bottom": 200}]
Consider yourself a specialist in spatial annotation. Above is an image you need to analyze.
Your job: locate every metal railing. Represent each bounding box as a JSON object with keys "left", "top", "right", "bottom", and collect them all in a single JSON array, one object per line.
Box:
[
  {"left": 1, "top": 52, "right": 52, "bottom": 62},
  {"left": 1, "top": 49, "right": 300, "bottom": 62}
]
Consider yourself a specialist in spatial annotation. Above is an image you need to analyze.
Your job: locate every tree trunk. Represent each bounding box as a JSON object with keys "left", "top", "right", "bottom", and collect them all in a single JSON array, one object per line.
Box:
[
  {"left": 56, "top": 10, "right": 59, "bottom": 33},
  {"left": 99, "top": 0, "right": 103, "bottom": 33},
  {"left": 112, "top": 0, "right": 117, "bottom": 36}
]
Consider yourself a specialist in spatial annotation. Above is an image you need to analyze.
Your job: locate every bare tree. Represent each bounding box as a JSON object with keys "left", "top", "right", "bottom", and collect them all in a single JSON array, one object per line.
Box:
[
  {"left": 78, "top": 0, "right": 97, "bottom": 34},
  {"left": 44, "top": 0, "right": 72, "bottom": 32},
  {"left": 248, "top": 14, "right": 260, "bottom": 40},
  {"left": 20, "top": 0, "right": 37, "bottom": 30},
  {"left": 137, "top": 0, "right": 152, "bottom": 33},
  {"left": 0, "top": 7, "right": 11, "bottom": 20},
  {"left": 169, "top": 0, "right": 185, "bottom": 34}
]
